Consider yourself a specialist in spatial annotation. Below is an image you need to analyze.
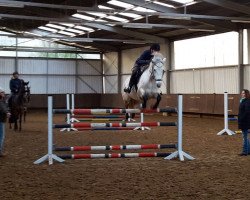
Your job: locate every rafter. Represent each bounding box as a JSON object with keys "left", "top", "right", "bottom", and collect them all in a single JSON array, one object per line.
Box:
[{"left": 201, "top": 0, "right": 250, "bottom": 15}]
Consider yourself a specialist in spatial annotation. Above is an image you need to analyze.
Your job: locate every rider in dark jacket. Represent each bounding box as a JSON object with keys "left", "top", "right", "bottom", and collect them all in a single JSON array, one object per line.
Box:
[
  {"left": 124, "top": 43, "right": 160, "bottom": 93},
  {"left": 10, "top": 71, "right": 22, "bottom": 94},
  {"left": 8, "top": 71, "right": 22, "bottom": 108}
]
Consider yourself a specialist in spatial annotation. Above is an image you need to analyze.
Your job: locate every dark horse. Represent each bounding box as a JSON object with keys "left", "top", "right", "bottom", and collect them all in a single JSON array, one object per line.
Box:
[{"left": 9, "top": 80, "right": 30, "bottom": 131}]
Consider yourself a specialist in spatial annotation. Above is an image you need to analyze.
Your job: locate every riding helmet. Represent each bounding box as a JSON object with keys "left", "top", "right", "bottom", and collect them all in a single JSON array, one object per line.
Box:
[{"left": 150, "top": 43, "right": 160, "bottom": 51}]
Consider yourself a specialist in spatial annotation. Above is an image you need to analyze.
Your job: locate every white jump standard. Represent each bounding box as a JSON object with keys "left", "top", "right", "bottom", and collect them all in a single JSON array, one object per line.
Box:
[{"left": 217, "top": 92, "right": 235, "bottom": 136}]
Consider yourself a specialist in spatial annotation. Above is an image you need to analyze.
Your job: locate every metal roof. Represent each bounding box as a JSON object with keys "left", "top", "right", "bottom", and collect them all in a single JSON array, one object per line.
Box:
[{"left": 0, "top": 0, "right": 250, "bottom": 53}]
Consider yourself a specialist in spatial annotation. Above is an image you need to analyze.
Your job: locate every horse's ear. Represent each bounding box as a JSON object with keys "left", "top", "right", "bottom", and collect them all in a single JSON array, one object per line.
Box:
[{"left": 24, "top": 81, "right": 29, "bottom": 85}]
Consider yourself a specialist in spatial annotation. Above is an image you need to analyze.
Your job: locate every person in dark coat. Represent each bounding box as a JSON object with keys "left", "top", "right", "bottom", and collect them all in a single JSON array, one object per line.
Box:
[
  {"left": 238, "top": 89, "right": 250, "bottom": 156},
  {"left": 124, "top": 43, "right": 160, "bottom": 93},
  {"left": 9, "top": 71, "right": 22, "bottom": 94},
  {"left": 8, "top": 71, "right": 22, "bottom": 108},
  {"left": 0, "top": 87, "right": 10, "bottom": 157}
]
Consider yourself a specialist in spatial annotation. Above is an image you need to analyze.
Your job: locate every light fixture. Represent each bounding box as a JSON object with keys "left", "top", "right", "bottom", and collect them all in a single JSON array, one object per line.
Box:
[
  {"left": 46, "top": 24, "right": 65, "bottom": 30},
  {"left": 123, "top": 23, "right": 153, "bottom": 29},
  {"left": 158, "top": 15, "right": 191, "bottom": 20},
  {"left": 0, "top": 3, "right": 24, "bottom": 8},
  {"left": 188, "top": 28, "right": 215, "bottom": 32},
  {"left": 231, "top": 20, "right": 250, "bottom": 23}
]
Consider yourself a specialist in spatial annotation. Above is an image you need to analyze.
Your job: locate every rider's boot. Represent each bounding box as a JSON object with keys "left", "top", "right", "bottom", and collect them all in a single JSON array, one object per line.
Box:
[{"left": 124, "top": 69, "right": 137, "bottom": 93}]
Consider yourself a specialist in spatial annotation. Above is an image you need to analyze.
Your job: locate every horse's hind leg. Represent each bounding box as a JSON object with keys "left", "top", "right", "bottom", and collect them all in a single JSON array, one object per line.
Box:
[
  {"left": 19, "top": 114, "right": 22, "bottom": 131},
  {"left": 152, "top": 93, "right": 162, "bottom": 109}
]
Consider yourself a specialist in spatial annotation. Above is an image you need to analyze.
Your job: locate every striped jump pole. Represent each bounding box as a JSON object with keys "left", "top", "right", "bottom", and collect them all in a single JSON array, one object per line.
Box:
[
  {"left": 34, "top": 96, "right": 64, "bottom": 165},
  {"left": 78, "top": 118, "right": 127, "bottom": 122},
  {"left": 165, "top": 95, "right": 194, "bottom": 161},
  {"left": 53, "top": 122, "right": 177, "bottom": 129},
  {"left": 59, "top": 152, "right": 171, "bottom": 159},
  {"left": 76, "top": 127, "right": 136, "bottom": 131},
  {"left": 73, "top": 115, "right": 139, "bottom": 119},
  {"left": 53, "top": 108, "right": 177, "bottom": 115},
  {"left": 217, "top": 92, "right": 235, "bottom": 136},
  {"left": 55, "top": 144, "right": 177, "bottom": 151}
]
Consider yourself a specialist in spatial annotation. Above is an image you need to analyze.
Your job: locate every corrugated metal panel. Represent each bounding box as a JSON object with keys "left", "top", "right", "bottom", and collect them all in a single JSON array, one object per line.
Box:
[
  {"left": 0, "top": 75, "right": 11, "bottom": 94},
  {"left": 77, "top": 60, "right": 101, "bottom": 75},
  {"left": 244, "top": 65, "right": 250, "bottom": 90},
  {"left": 171, "top": 66, "right": 238, "bottom": 94},
  {"left": 105, "top": 76, "right": 118, "bottom": 93},
  {"left": 48, "top": 60, "right": 76, "bottom": 74},
  {"left": 48, "top": 76, "right": 75, "bottom": 94},
  {"left": 77, "top": 76, "right": 102, "bottom": 93},
  {"left": 18, "top": 59, "right": 47, "bottom": 74},
  {"left": 21, "top": 75, "right": 47, "bottom": 94},
  {"left": 170, "top": 71, "right": 194, "bottom": 93},
  {"left": 103, "top": 52, "right": 118, "bottom": 75},
  {"left": 213, "top": 67, "right": 238, "bottom": 93},
  {"left": 0, "top": 58, "right": 15, "bottom": 73}
]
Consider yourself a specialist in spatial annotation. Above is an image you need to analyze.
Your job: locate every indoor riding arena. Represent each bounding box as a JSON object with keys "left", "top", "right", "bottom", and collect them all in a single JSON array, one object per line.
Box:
[{"left": 1, "top": 1, "right": 250, "bottom": 200}]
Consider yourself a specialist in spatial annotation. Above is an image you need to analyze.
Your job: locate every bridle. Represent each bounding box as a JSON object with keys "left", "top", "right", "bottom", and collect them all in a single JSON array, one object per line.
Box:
[{"left": 149, "top": 59, "right": 165, "bottom": 81}]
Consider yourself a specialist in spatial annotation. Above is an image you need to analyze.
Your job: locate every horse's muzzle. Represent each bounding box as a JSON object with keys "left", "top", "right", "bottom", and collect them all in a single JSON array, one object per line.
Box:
[{"left": 156, "top": 81, "right": 162, "bottom": 88}]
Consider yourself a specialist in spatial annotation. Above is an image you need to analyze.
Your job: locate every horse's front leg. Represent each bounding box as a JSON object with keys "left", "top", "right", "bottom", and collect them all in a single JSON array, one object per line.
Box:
[
  {"left": 152, "top": 93, "right": 162, "bottom": 109},
  {"left": 19, "top": 114, "right": 22, "bottom": 131},
  {"left": 14, "top": 121, "right": 18, "bottom": 131},
  {"left": 142, "top": 94, "right": 148, "bottom": 109}
]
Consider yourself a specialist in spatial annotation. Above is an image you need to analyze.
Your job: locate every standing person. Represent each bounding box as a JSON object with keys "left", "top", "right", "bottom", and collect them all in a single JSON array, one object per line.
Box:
[
  {"left": 238, "top": 89, "right": 250, "bottom": 156},
  {"left": 124, "top": 43, "right": 161, "bottom": 93},
  {"left": 0, "top": 87, "right": 10, "bottom": 157}
]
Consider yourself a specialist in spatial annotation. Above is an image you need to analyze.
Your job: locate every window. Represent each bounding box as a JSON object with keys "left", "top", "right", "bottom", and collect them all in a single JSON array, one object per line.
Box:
[{"left": 174, "top": 32, "right": 239, "bottom": 69}]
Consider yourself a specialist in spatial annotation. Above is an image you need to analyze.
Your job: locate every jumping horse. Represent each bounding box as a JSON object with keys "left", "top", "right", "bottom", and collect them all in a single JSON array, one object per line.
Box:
[
  {"left": 122, "top": 52, "right": 166, "bottom": 119},
  {"left": 9, "top": 80, "right": 30, "bottom": 131}
]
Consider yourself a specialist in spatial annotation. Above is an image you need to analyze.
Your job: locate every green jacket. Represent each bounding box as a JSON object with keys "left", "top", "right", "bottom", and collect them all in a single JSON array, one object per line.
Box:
[{"left": 0, "top": 99, "right": 8, "bottom": 122}]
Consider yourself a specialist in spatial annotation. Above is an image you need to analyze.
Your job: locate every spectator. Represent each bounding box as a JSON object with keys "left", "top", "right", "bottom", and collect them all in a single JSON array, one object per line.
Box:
[
  {"left": 238, "top": 89, "right": 250, "bottom": 156},
  {"left": 0, "top": 87, "right": 10, "bottom": 157}
]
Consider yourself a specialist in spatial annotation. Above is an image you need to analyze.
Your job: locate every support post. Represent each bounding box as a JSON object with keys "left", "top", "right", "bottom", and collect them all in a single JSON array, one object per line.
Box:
[
  {"left": 70, "top": 94, "right": 79, "bottom": 123},
  {"left": 34, "top": 96, "right": 64, "bottom": 165},
  {"left": 217, "top": 92, "right": 235, "bottom": 136},
  {"left": 165, "top": 95, "right": 194, "bottom": 161}
]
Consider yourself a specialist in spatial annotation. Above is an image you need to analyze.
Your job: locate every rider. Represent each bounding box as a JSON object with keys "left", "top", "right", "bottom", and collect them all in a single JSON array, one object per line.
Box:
[
  {"left": 8, "top": 71, "right": 22, "bottom": 107},
  {"left": 124, "top": 43, "right": 160, "bottom": 93}
]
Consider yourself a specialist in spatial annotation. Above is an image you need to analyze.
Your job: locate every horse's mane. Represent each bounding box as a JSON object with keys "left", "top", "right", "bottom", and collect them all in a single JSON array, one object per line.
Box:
[{"left": 153, "top": 52, "right": 164, "bottom": 59}]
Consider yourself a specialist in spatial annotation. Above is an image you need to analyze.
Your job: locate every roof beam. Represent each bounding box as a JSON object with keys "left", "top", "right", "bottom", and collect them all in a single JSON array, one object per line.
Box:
[
  {"left": 84, "top": 22, "right": 165, "bottom": 43},
  {"left": 0, "top": 13, "right": 165, "bottom": 43},
  {"left": 0, "top": 0, "right": 95, "bottom": 11},
  {"left": 201, "top": 0, "right": 250, "bottom": 15}
]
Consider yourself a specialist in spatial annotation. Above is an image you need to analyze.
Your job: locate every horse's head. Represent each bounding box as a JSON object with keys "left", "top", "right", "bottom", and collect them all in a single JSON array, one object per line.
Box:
[{"left": 150, "top": 53, "right": 166, "bottom": 88}]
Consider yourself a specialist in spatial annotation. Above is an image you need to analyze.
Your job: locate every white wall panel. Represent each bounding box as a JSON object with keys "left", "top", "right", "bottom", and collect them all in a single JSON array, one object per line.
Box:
[
  {"left": 48, "top": 60, "right": 76, "bottom": 74},
  {"left": 103, "top": 52, "right": 118, "bottom": 75},
  {"left": 122, "top": 47, "right": 146, "bottom": 74},
  {"left": 0, "top": 75, "right": 11, "bottom": 94},
  {"left": 48, "top": 76, "right": 75, "bottom": 94},
  {"left": 171, "top": 66, "right": 238, "bottom": 94},
  {"left": 18, "top": 59, "right": 47, "bottom": 74},
  {"left": 21, "top": 75, "right": 47, "bottom": 94},
  {"left": 77, "top": 76, "right": 102, "bottom": 93},
  {"left": 0, "top": 58, "right": 15, "bottom": 73},
  {"left": 77, "top": 60, "right": 101, "bottom": 75},
  {"left": 105, "top": 76, "right": 118, "bottom": 93},
  {"left": 244, "top": 65, "right": 250, "bottom": 90}
]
